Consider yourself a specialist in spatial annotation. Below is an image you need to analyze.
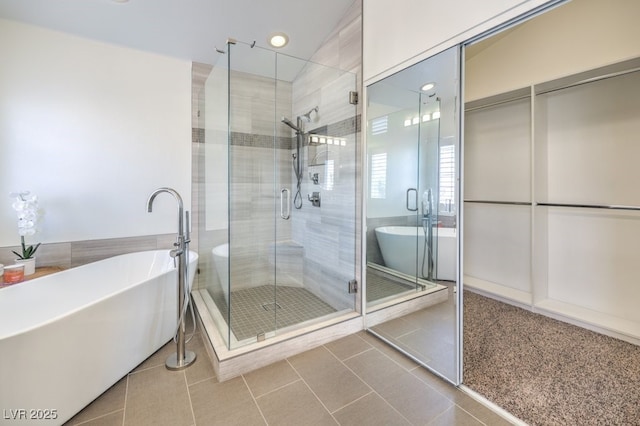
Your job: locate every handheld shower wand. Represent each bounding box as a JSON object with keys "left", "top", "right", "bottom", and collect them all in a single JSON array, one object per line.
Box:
[{"left": 281, "top": 116, "right": 306, "bottom": 209}]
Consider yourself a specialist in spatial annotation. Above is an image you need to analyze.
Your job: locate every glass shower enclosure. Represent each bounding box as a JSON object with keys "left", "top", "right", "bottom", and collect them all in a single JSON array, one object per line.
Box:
[{"left": 196, "top": 40, "right": 358, "bottom": 350}]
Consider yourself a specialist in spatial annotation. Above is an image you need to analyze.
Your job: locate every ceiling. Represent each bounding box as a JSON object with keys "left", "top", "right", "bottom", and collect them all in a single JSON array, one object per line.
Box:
[{"left": 0, "top": 0, "right": 355, "bottom": 65}]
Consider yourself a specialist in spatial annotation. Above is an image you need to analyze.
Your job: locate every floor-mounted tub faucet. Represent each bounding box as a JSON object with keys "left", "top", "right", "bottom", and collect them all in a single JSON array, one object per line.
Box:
[
  {"left": 421, "top": 189, "right": 435, "bottom": 281},
  {"left": 147, "top": 187, "right": 197, "bottom": 371}
]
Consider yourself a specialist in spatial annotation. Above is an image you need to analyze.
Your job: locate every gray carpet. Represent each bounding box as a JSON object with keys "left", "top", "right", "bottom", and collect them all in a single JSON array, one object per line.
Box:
[{"left": 464, "top": 291, "right": 640, "bottom": 425}]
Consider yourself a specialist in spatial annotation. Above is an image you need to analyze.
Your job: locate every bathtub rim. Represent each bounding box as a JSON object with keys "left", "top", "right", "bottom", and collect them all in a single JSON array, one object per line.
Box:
[
  {"left": 0, "top": 249, "right": 198, "bottom": 341},
  {"left": 375, "top": 225, "right": 457, "bottom": 238}
]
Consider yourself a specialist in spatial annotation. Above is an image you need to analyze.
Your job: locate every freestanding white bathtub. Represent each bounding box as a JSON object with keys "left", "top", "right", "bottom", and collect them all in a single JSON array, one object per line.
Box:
[
  {"left": 0, "top": 249, "right": 198, "bottom": 425},
  {"left": 375, "top": 226, "right": 457, "bottom": 281},
  {"left": 212, "top": 243, "right": 229, "bottom": 304}
]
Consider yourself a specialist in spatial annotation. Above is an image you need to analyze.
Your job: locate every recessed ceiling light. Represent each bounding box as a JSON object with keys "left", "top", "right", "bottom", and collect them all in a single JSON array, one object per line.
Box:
[
  {"left": 420, "top": 82, "right": 436, "bottom": 92},
  {"left": 269, "top": 32, "right": 289, "bottom": 48},
  {"left": 112, "top": 0, "right": 129, "bottom": 3}
]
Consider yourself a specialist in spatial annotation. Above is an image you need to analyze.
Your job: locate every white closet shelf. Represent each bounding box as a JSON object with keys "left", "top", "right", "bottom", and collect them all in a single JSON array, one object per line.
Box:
[{"left": 535, "top": 298, "right": 640, "bottom": 345}]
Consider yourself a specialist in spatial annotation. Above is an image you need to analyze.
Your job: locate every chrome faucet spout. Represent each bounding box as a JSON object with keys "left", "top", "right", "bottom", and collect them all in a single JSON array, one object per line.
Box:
[{"left": 147, "top": 187, "right": 184, "bottom": 240}]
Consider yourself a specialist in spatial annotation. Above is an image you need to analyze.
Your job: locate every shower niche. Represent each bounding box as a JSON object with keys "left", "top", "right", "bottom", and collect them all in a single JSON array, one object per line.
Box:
[{"left": 193, "top": 40, "right": 359, "bottom": 377}]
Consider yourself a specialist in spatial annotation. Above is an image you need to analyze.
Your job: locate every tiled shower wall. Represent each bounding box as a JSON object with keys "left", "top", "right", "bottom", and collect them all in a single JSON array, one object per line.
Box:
[
  {"left": 292, "top": 0, "right": 362, "bottom": 311},
  {"left": 0, "top": 233, "right": 179, "bottom": 270}
]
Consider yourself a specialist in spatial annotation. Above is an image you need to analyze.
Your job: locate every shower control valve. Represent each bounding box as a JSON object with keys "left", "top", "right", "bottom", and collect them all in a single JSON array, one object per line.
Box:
[{"left": 308, "top": 192, "right": 321, "bottom": 207}]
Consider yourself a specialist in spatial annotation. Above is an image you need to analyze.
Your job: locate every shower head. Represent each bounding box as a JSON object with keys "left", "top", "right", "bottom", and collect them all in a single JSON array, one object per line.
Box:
[
  {"left": 300, "top": 106, "right": 319, "bottom": 123},
  {"left": 281, "top": 116, "right": 302, "bottom": 133}
]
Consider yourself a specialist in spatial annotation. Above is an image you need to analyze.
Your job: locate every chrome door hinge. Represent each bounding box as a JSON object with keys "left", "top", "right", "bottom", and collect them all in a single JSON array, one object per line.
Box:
[
  {"left": 348, "top": 279, "right": 358, "bottom": 293},
  {"left": 349, "top": 91, "right": 359, "bottom": 105}
]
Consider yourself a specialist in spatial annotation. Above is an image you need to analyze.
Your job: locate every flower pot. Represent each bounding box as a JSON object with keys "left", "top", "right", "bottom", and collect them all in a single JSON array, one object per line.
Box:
[{"left": 16, "top": 257, "right": 36, "bottom": 276}]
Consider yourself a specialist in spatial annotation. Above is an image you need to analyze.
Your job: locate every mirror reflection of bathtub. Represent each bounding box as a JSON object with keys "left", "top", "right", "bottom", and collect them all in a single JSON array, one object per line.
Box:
[{"left": 374, "top": 226, "right": 456, "bottom": 281}]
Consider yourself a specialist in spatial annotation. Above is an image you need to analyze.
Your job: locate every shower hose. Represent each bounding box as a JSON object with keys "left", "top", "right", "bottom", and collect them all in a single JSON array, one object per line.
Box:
[
  {"left": 292, "top": 153, "right": 303, "bottom": 209},
  {"left": 172, "top": 255, "right": 197, "bottom": 345}
]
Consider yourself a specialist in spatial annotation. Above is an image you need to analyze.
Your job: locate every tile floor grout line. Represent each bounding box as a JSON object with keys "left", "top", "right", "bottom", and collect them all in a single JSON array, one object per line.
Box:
[
  {"left": 408, "top": 365, "right": 462, "bottom": 405},
  {"left": 251, "top": 378, "right": 304, "bottom": 400},
  {"left": 331, "top": 346, "right": 415, "bottom": 425},
  {"left": 128, "top": 340, "right": 174, "bottom": 375},
  {"left": 430, "top": 395, "right": 496, "bottom": 426},
  {"left": 454, "top": 404, "right": 492, "bottom": 426},
  {"left": 327, "top": 390, "right": 374, "bottom": 414},
  {"left": 72, "top": 409, "right": 124, "bottom": 426},
  {"left": 284, "top": 358, "right": 340, "bottom": 425},
  {"left": 184, "top": 344, "right": 216, "bottom": 389},
  {"left": 330, "top": 344, "right": 375, "bottom": 362},
  {"left": 183, "top": 371, "right": 198, "bottom": 426},
  {"left": 424, "top": 405, "right": 453, "bottom": 426},
  {"left": 240, "top": 374, "right": 269, "bottom": 425},
  {"left": 321, "top": 344, "right": 373, "bottom": 392},
  {"left": 408, "top": 367, "right": 495, "bottom": 425},
  {"left": 121, "top": 374, "right": 129, "bottom": 426},
  {"left": 361, "top": 334, "right": 421, "bottom": 373}
]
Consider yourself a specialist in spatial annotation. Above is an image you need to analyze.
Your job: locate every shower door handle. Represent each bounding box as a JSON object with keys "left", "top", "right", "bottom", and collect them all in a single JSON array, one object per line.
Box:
[
  {"left": 281, "top": 188, "right": 291, "bottom": 220},
  {"left": 406, "top": 188, "right": 418, "bottom": 211}
]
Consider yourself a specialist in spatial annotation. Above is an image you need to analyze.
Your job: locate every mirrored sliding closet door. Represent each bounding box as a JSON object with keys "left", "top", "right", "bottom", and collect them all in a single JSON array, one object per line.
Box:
[{"left": 365, "top": 46, "right": 462, "bottom": 384}]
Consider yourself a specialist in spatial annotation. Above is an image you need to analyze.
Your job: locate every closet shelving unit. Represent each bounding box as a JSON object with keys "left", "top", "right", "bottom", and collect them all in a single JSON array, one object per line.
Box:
[{"left": 464, "top": 56, "right": 640, "bottom": 344}]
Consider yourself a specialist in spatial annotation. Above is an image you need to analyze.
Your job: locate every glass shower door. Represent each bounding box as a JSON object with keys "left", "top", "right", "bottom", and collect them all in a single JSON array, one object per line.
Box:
[
  {"left": 221, "top": 41, "right": 358, "bottom": 348},
  {"left": 272, "top": 50, "right": 359, "bottom": 336}
]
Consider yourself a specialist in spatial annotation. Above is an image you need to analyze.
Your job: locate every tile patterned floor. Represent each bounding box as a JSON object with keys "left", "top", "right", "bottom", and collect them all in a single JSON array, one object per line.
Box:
[
  {"left": 65, "top": 327, "right": 513, "bottom": 426},
  {"left": 366, "top": 268, "right": 415, "bottom": 303},
  {"left": 370, "top": 283, "right": 457, "bottom": 379},
  {"left": 230, "top": 285, "right": 337, "bottom": 341},
  {"left": 212, "top": 285, "right": 337, "bottom": 341}
]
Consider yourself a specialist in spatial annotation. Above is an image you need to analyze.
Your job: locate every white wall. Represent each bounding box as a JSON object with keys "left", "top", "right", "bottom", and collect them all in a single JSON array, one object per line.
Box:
[
  {"left": 363, "top": 0, "right": 550, "bottom": 84},
  {"left": 465, "top": 0, "right": 640, "bottom": 101},
  {"left": 0, "top": 19, "right": 191, "bottom": 245},
  {"left": 204, "top": 64, "right": 229, "bottom": 232}
]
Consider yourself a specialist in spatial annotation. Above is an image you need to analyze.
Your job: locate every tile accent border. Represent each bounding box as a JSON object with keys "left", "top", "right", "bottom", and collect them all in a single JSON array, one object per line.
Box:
[
  {"left": 192, "top": 115, "right": 361, "bottom": 151},
  {"left": 0, "top": 233, "right": 178, "bottom": 270}
]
